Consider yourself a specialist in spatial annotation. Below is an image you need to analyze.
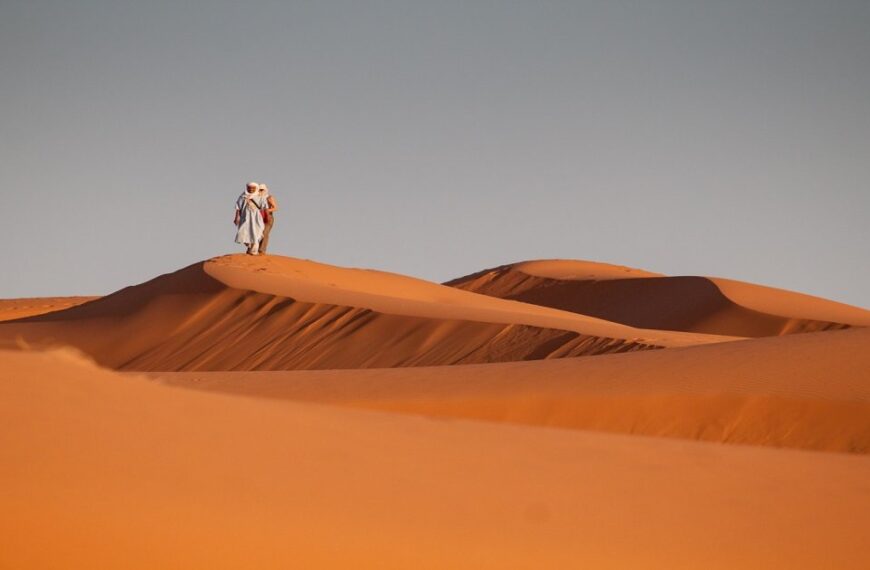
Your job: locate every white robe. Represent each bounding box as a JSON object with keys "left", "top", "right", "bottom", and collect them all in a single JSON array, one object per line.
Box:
[{"left": 235, "top": 192, "right": 267, "bottom": 247}]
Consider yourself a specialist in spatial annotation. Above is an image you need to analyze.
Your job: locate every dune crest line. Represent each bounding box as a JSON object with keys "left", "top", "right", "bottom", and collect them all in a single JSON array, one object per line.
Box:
[
  {"left": 1, "top": 255, "right": 689, "bottom": 371},
  {"left": 446, "top": 259, "right": 869, "bottom": 337}
]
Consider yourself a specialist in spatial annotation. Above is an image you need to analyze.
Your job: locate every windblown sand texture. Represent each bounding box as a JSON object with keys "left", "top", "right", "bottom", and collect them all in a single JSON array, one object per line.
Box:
[{"left": 2, "top": 254, "right": 869, "bottom": 568}]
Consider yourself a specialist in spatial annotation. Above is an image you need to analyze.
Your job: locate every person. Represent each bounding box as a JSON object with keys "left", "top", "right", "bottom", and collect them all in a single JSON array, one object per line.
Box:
[
  {"left": 234, "top": 182, "right": 267, "bottom": 255},
  {"left": 257, "top": 183, "right": 279, "bottom": 255}
]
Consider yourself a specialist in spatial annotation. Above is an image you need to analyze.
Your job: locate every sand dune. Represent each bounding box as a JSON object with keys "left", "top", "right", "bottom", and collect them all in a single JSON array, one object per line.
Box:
[
  {"left": 0, "top": 255, "right": 731, "bottom": 371},
  {"left": 3, "top": 254, "right": 868, "bottom": 567},
  {"left": 205, "top": 255, "right": 733, "bottom": 347},
  {"left": 3, "top": 348, "right": 870, "bottom": 569},
  {"left": 0, "top": 296, "right": 96, "bottom": 322},
  {"left": 157, "top": 327, "right": 870, "bottom": 454},
  {"left": 447, "top": 259, "right": 870, "bottom": 337}
]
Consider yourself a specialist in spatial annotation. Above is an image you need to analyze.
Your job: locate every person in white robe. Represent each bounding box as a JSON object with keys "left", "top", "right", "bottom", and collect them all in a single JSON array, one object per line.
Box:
[{"left": 234, "top": 182, "right": 267, "bottom": 255}]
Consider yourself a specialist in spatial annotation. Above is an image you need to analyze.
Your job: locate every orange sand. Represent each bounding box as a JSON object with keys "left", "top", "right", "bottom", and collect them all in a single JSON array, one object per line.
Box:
[
  {"left": 158, "top": 327, "right": 870, "bottom": 453},
  {"left": 0, "top": 296, "right": 96, "bottom": 322},
  {"left": 3, "top": 348, "right": 870, "bottom": 569},
  {"left": 447, "top": 259, "right": 870, "bottom": 337},
  {"left": 0, "top": 255, "right": 732, "bottom": 370},
  {"left": 3, "top": 255, "right": 869, "bottom": 568}
]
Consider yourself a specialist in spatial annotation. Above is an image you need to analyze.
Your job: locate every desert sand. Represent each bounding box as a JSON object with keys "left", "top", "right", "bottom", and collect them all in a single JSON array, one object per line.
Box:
[
  {"left": 0, "top": 296, "right": 96, "bottom": 323},
  {"left": 2, "top": 254, "right": 869, "bottom": 568},
  {"left": 3, "top": 348, "right": 870, "bottom": 569},
  {"left": 447, "top": 259, "right": 870, "bottom": 337},
  {"left": 0, "top": 255, "right": 732, "bottom": 371},
  {"left": 157, "top": 327, "right": 870, "bottom": 453}
]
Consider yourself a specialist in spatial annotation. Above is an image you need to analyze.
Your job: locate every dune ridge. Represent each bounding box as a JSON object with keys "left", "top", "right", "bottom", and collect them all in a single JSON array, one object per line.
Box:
[
  {"left": 1, "top": 255, "right": 699, "bottom": 371},
  {"left": 446, "top": 259, "right": 870, "bottom": 337},
  {"left": 202, "top": 255, "right": 727, "bottom": 345},
  {"left": 0, "top": 296, "right": 97, "bottom": 322}
]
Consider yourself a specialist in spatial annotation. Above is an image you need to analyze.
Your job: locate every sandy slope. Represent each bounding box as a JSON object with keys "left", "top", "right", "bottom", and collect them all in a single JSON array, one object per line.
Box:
[
  {"left": 157, "top": 327, "right": 870, "bottom": 454},
  {"left": 0, "top": 255, "right": 731, "bottom": 371},
  {"left": 447, "top": 259, "right": 870, "bottom": 337},
  {"left": 3, "top": 348, "right": 870, "bottom": 569},
  {"left": 204, "top": 255, "right": 728, "bottom": 346},
  {"left": 0, "top": 296, "right": 96, "bottom": 322}
]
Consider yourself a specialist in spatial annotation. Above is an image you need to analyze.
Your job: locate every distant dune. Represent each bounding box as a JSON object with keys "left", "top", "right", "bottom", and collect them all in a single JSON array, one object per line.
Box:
[
  {"left": 447, "top": 259, "right": 870, "bottom": 337},
  {"left": 0, "top": 296, "right": 96, "bottom": 322},
  {"left": 0, "top": 255, "right": 729, "bottom": 371},
  {"left": 3, "top": 348, "right": 870, "bottom": 569}
]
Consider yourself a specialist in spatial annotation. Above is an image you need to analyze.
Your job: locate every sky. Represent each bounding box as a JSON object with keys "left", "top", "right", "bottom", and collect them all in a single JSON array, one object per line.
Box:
[{"left": 2, "top": 0, "right": 868, "bottom": 308}]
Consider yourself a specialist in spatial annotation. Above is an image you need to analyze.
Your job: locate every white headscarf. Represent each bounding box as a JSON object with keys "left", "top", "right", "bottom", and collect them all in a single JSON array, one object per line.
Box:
[{"left": 238, "top": 184, "right": 261, "bottom": 211}]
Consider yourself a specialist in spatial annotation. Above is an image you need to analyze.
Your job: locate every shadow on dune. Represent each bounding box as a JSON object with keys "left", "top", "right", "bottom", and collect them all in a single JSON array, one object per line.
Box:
[
  {"left": 15, "top": 262, "right": 225, "bottom": 322},
  {"left": 0, "top": 260, "right": 658, "bottom": 371},
  {"left": 448, "top": 267, "right": 850, "bottom": 337}
]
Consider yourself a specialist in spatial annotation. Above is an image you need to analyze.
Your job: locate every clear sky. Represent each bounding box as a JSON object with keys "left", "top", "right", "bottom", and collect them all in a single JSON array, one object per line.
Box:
[{"left": 2, "top": 1, "right": 868, "bottom": 308}]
